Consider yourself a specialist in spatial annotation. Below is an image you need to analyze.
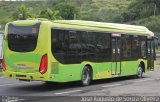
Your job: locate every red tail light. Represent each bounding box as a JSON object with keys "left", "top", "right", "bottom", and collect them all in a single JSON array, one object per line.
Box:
[
  {"left": 2, "top": 58, "right": 6, "bottom": 71},
  {"left": 39, "top": 54, "right": 48, "bottom": 74}
]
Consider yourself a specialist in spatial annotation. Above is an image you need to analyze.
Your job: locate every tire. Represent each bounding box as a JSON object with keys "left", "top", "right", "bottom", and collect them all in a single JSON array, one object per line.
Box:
[
  {"left": 81, "top": 66, "right": 92, "bottom": 86},
  {"left": 137, "top": 64, "right": 143, "bottom": 78}
]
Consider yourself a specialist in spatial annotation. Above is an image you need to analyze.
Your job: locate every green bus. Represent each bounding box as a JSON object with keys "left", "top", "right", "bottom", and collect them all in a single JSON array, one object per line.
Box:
[{"left": 2, "top": 19, "right": 157, "bottom": 86}]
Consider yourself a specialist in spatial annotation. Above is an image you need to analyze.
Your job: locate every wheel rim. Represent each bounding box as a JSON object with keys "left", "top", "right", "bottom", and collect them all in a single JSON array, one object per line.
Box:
[{"left": 82, "top": 68, "right": 90, "bottom": 84}]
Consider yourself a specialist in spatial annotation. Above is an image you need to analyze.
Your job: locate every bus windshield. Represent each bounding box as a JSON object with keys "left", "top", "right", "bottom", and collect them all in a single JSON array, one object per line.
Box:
[{"left": 7, "top": 23, "right": 40, "bottom": 52}]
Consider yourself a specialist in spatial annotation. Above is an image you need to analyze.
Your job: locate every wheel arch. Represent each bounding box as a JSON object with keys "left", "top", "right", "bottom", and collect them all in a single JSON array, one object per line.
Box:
[
  {"left": 140, "top": 61, "right": 145, "bottom": 73},
  {"left": 85, "top": 64, "right": 93, "bottom": 79}
]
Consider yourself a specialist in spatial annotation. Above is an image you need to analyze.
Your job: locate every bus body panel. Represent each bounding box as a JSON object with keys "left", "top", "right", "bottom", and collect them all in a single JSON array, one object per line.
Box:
[
  {"left": 2, "top": 19, "right": 156, "bottom": 83},
  {"left": 3, "top": 21, "right": 52, "bottom": 81},
  {"left": 48, "top": 64, "right": 84, "bottom": 82}
]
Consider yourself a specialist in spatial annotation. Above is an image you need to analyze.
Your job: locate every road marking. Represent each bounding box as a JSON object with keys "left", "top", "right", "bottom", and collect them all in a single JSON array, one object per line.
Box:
[
  {"left": 55, "top": 90, "right": 82, "bottom": 95},
  {"left": 102, "top": 84, "right": 121, "bottom": 88},
  {"left": 0, "top": 82, "right": 30, "bottom": 87},
  {"left": 7, "top": 99, "right": 25, "bottom": 102}
]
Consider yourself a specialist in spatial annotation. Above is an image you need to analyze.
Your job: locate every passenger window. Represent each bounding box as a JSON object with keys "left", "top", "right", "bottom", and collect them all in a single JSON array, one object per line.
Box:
[
  {"left": 52, "top": 29, "right": 112, "bottom": 64},
  {"left": 122, "top": 35, "right": 140, "bottom": 60},
  {"left": 140, "top": 36, "right": 146, "bottom": 59},
  {"left": 131, "top": 35, "right": 140, "bottom": 59},
  {"left": 121, "top": 35, "right": 132, "bottom": 59}
]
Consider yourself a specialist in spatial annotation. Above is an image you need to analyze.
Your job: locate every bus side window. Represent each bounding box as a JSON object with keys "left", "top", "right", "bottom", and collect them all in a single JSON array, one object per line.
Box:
[
  {"left": 152, "top": 38, "right": 156, "bottom": 60},
  {"left": 52, "top": 29, "right": 64, "bottom": 53},
  {"left": 121, "top": 35, "right": 129, "bottom": 59},
  {"left": 67, "top": 31, "right": 82, "bottom": 63},
  {"left": 154, "top": 37, "right": 158, "bottom": 50},
  {"left": 51, "top": 29, "right": 66, "bottom": 63},
  {"left": 131, "top": 35, "right": 140, "bottom": 59},
  {"left": 121, "top": 35, "right": 132, "bottom": 60},
  {"left": 140, "top": 36, "right": 146, "bottom": 59}
]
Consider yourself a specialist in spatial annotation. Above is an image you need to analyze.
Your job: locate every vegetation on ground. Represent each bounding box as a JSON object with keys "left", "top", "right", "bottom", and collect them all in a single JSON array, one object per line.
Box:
[{"left": 0, "top": 0, "right": 160, "bottom": 33}]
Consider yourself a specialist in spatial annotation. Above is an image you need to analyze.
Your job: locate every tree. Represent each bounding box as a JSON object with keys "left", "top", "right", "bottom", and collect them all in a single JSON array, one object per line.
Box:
[
  {"left": 39, "top": 8, "right": 61, "bottom": 20},
  {"left": 55, "top": 4, "right": 81, "bottom": 20},
  {"left": 12, "top": 5, "right": 33, "bottom": 20},
  {"left": 139, "top": 16, "right": 160, "bottom": 32},
  {"left": 120, "top": 0, "right": 160, "bottom": 22},
  {"left": 143, "top": 0, "right": 160, "bottom": 16},
  {"left": 144, "top": 0, "right": 160, "bottom": 8}
]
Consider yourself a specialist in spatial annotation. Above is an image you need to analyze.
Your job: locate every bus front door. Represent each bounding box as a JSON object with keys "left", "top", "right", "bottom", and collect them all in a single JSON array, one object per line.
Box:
[
  {"left": 111, "top": 37, "right": 121, "bottom": 75},
  {"left": 147, "top": 39, "right": 155, "bottom": 71}
]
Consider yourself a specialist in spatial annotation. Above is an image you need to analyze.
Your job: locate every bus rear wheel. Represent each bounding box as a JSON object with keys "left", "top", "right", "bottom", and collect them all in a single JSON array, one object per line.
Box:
[
  {"left": 137, "top": 64, "right": 143, "bottom": 78},
  {"left": 81, "top": 66, "right": 92, "bottom": 86}
]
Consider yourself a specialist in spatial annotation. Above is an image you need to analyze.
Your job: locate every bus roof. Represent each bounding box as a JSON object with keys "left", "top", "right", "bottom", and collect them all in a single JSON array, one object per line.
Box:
[
  {"left": 53, "top": 20, "right": 154, "bottom": 36},
  {"left": 9, "top": 19, "right": 154, "bottom": 36}
]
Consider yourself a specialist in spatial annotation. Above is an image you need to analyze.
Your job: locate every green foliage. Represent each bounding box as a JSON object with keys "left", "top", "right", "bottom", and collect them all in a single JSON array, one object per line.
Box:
[
  {"left": 0, "top": 0, "right": 160, "bottom": 33},
  {"left": 38, "top": 8, "right": 61, "bottom": 20},
  {"left": 55, "top": 3, "right": 81, "bottom": 20},
  {"left": 144, "top": 0, "right": 160, "bottom": 9},
  {"left": 12, "top": 5, "right": 33, "bottom": 20},
  {"left": 0, "top": 0, "right": 130, "bottom": 24},
  {"left": 80, "top": 0, "right": 131, "bottom": 22},
  {"left": 138, "top": 16, "right": 160, "bottom": 32},
  {"left": 120, "top": 0, "right": 160, "bottom": 22},
  {"left": 112, "top": 14, "right": 124, "bottom": 23}
]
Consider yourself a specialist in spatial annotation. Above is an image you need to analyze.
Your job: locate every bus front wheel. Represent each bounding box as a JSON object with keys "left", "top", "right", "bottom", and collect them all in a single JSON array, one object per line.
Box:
[{"left": 81, "top": 66, "right": 92, "bottom": 86}]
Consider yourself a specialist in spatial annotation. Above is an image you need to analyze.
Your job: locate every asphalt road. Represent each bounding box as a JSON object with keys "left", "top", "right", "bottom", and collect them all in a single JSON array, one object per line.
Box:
[{"left": 0, "top": 60, "right": 160, "bottom": 102}]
